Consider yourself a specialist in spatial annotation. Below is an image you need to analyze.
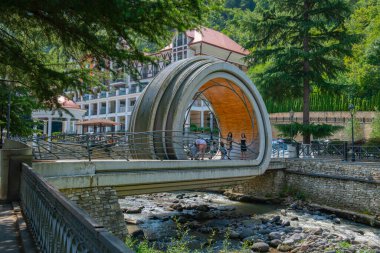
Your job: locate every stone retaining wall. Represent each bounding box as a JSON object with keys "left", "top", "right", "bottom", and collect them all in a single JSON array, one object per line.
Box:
[
  {"left": 231, "top": 170, "right": 285, "bottom": 199},
  {"left": 61, "top": 186, "right": 127, "bottom": 240},
  {"left": 231, "top": 160, "right": 380, "bottom": 215}
]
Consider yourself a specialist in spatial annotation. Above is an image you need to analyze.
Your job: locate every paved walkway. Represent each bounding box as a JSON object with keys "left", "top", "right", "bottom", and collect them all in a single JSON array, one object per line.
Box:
[{"left": 0, "top": 203, "right": 21, "bottom": 253}]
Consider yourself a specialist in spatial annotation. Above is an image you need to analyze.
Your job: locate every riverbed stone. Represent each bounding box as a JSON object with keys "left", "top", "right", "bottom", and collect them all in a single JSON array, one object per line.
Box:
[
  {"left": 268, "top": 232, "right": 282, "bottom": 240},
  {"left": 313, "top": 227, "right": 323, "bottom": 235},
  {"left": 278, "top": 243, "right": 293, "bottom": 252},
  {"left": 251, "top": 242, "right": 269, "bottom": 252},
  {"left": 124, "top": 206, "right": 144, "bottom": 214},
  {"left": 269, "top": 239, "right": 282, "bottom": 248}
]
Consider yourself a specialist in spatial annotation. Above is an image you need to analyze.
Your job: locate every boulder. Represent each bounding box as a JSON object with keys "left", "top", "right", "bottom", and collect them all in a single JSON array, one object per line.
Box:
[
  {"left": 124, "top": 206, "right": 144, "bottom": 214},
  {"left": 251, "top": 242, "right": 270, "bottom": 252},
  {"left": 278, "top": 244, "right": 293, "bottom": 252},
  {"left": 268, "top": 232, "right": 282, "bottom": 240},
  {"left": 269, "top": 239, "right": 282, "bottom": 248}
]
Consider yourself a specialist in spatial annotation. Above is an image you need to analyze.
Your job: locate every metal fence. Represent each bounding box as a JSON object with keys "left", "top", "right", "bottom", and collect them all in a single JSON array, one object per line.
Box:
[
  {"left": 15, "top": 131, "right": 259, "bottom": 161},
  {"left": 20, "top": 163, "right": 132, "bottom": 253},
  {"left": 271, "top": 141, "right": 380, "bottom": 161}
]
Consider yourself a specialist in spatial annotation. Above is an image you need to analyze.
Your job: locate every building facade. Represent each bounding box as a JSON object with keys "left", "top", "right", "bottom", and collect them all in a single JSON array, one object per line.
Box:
[{"left": 74, "top": 27, "right": 249, "bottom": 133}]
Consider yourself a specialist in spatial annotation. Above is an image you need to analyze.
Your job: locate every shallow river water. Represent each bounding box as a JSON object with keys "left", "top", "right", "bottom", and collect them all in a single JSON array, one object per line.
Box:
[{"left": 119, "top": 191, "right": 380, "bottom": 252}]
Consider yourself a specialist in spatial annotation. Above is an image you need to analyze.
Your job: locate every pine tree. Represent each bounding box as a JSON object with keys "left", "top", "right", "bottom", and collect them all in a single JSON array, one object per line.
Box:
[{"left": 239, "top": 0, "right": 354, "bottom": 143}]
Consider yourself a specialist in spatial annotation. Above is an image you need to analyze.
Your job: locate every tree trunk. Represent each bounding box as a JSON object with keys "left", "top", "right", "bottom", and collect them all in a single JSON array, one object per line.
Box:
[{"left": 302, "top": 0, "right": 311, "bottom": 144}]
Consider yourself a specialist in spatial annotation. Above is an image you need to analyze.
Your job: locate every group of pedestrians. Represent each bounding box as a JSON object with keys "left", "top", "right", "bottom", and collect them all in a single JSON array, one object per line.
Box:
[
  {"left": 190, "top": 132, "right": 249, "bottom": 160},
  {"left": 225, "top": 132, "right": 248, "bottom": 160}
]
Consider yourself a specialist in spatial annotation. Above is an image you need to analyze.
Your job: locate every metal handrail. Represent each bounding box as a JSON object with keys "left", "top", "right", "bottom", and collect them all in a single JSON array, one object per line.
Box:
[
  {"left": 16, "top": 131, "right": 260, "bottom": 161},
  {"left": 271, "top": 141, "right": 380, "bottom": 161},
  {"left": 20, "top": 163, "right": 133, "bottom": 253}
]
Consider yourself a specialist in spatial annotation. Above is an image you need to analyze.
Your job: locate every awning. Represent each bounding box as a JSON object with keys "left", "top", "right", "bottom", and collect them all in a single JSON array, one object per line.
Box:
[{"left": 76, "top": 119, "right": 120, "bottom": 126}]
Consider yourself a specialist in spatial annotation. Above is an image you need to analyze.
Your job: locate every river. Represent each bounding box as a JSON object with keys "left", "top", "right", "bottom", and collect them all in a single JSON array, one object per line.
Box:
[{"left": 119, "top": 191, "right": 380, "bottom": 252}]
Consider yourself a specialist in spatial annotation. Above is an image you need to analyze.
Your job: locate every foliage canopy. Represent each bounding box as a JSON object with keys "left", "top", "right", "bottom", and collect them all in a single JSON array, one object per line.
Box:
[{"left": 0, "top": 0, "right": 204, "bottom": 105}]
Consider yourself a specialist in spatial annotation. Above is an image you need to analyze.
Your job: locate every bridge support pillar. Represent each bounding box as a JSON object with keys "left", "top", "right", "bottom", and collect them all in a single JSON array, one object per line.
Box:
[{"left": 61, "top": 186, "right": 127, "bottom": 240}]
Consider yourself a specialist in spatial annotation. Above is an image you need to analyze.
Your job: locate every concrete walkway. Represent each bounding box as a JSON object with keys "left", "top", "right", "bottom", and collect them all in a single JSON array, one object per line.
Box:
[{"left": 0, "top": 203, "right": 22, "bottom": 253}]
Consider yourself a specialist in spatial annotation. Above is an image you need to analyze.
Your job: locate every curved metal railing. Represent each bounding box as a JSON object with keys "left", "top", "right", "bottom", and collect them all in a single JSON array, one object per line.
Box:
[{"left": 16, "top": 131, "right": 259, "bottom": 161}]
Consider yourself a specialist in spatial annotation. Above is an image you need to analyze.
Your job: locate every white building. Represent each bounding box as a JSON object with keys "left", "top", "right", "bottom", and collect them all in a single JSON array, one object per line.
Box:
[{"left": 73, "top": 27, "right": 249, "bottom": 133}]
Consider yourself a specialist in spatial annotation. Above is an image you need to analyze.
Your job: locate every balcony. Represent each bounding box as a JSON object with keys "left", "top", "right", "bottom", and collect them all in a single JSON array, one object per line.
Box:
[
  {"left": 100, "top": 108, "right": 106, "bottom": 114},
  {"left": 118, "top": 89, "right": 127, "bottom": 95},
  {"left": 129, "top": 86, "right": 137, "bottom": 94},
  {"left": 83, "top": 95, "right": 90, "bottom": 101},
  {"left": 108, "top": 91, "right": 116, "bottom": 97},
  {"left": 100, "top": 92, "right": 107, "bottom": 98},
  {"left": 118, "top": 107, "right": 126, "bottom": 113},
  {"left": 127, "top": 106, "right": 134, "bottom": 112}
]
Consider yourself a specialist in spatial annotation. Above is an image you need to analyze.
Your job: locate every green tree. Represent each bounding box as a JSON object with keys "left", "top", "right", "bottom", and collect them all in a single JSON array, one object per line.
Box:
[
  {"left": 0, "top": 83, "right": 38, "bottom": 143},
  {"left": 370, "top": 111, "right": 380, "bottom": 139},
  {"left": 345, "top": 0, "right": 380, "bottom": 98},
  {"left": 0, "top": 0, "right": 204, "bottom": 105},
  {"left": 236, "top": 0, "right": 353, "bottom": 144}
]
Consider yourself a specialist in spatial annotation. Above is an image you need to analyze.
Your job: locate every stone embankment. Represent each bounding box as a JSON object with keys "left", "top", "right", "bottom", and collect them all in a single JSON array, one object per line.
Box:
[{"left": 231, "top": 159, "right": 380, "bottom": 216}]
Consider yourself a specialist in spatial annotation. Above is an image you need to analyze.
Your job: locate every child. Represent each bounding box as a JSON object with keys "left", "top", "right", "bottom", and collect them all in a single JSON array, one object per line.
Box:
[{"left": 219, "top": 141, "right": 228, "bottom": 160}]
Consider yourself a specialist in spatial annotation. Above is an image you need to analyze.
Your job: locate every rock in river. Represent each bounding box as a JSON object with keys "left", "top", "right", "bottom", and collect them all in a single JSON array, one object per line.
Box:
[{"left": 251, "top": 242, "right": 270, "bottom": 252}]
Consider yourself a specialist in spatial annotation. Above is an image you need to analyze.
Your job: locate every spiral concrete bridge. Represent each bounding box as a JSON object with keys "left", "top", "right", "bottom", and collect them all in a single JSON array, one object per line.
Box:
[
  {"left": 30, "top": 56, "right": 273, "bottom": 194},
  {"left": 129, "top": 56, "right": 272, "bottom": 169}
]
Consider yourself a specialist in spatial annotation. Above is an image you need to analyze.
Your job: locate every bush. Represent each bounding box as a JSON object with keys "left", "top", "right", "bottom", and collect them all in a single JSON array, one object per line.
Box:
[{"left": 275, "top": 123, "right": 343, "bottom": 139}]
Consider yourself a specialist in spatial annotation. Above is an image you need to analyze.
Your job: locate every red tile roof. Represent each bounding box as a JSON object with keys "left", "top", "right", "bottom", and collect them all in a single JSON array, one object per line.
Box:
[
  {"left": 160, "top": 27, "right": 249, "bottom": 56},
  {"left": 186, "top": 27, "right": 249, "bottom": 55}
]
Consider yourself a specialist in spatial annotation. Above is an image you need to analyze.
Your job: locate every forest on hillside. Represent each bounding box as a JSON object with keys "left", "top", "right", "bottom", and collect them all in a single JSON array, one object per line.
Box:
[{"left": 206, "top": 0, "right": 380, "bottom": 113}]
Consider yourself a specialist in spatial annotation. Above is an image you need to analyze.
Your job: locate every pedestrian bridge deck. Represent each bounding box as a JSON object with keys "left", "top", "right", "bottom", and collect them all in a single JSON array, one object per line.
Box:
[{"left": 32, "top": 159, "right": 286, "bottom": 196}]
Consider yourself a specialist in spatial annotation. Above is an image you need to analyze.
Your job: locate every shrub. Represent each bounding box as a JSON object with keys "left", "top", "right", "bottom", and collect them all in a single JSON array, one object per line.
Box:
[{"left": 275, "top": 123, "right": 343, "bottom": 139}]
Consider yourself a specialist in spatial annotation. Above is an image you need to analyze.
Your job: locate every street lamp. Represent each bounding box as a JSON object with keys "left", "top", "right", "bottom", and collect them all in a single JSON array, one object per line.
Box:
[
  {"left": 348, "top": 104, "right": 355, "bottom": 162},
  {"left": 289, "top": 110, "right": 295, "bottom": 139}
]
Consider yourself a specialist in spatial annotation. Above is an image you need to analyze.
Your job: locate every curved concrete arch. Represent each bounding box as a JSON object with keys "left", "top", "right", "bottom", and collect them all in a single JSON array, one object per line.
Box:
[{"left": 129, "top": 56, "right": 272, "bottom": 171}]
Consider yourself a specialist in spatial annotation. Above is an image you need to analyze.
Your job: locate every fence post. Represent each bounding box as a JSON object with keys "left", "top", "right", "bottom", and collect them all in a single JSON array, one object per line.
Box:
[
  {"left": 86, "top": 135, "right": 91, "bottom": 161},
  {"left": 343, "top": 141, "right": 348, "bottom": 161},
  {"left": 296, "top": 143, "right": 300, "bottom": 158}
]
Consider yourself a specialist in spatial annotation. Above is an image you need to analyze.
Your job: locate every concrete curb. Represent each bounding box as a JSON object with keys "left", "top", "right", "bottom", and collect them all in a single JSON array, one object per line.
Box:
[{"left": 12, "top": 202, "right": 38, "bottom": 253}]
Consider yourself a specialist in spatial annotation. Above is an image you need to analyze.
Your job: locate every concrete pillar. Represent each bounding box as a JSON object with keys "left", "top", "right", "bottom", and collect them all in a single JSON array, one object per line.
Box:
[
  {"left": 88, "top": 104, "right": 92, "bottom": 118},
  {"left": 116, "top": 99, "right": 120, "bottom": 113},
  {"left": 97, "top": 102, "right": 101, "bottom": 116},
  {"left": 115, "top": 117, "right": 120, "bottom": 131},
  {"left": 43, "top": 121, "right": 47, "bottom": 135},
  {"left": 65, "top": 119, "right": 71, "bottom": 133},
  {"left": 61, "top": 187, "right": 127, "bottom": 240},
  {"left": 106, "top": 101, "right": 109, "bottom": 115},
  {"left": 47, "top": 117, "right": 52, "bottom": 137}
]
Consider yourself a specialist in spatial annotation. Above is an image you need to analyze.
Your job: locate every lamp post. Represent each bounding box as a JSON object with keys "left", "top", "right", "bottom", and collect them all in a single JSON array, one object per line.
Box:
[
  {"left": 289, "top": 110, "right": 295, "bottom": 139},
  {"left": 348, "top": 104, "right": 355, "bottom": 162}
]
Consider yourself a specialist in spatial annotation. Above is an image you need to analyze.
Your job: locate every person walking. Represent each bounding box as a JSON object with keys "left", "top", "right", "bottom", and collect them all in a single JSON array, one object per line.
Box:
[
  {"left": 195, "top": 137, "right": 207, "bottom": 160},
  {"left": 226, "top": 132, "right": 233, "bottom": 159},
  {"left": 240, "top": 133, "right": 247, "bottom": 160}
]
